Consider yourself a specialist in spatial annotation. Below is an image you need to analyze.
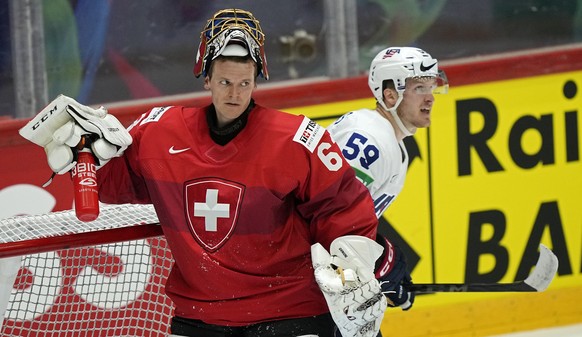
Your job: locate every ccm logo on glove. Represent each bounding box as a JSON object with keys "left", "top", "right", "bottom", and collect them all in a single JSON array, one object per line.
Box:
[
  {"left": 32, "top": 105, "right": 60, "bottom": 130},
  {"left": 376, "top": 236, "right": 395, "bottom": 278}
]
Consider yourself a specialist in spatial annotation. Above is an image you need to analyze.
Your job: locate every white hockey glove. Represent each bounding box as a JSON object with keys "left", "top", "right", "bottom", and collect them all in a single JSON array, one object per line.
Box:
[
  {"left": 311, "top": 236, "right": 387, "bottom": 337},
  {"left": 19, "top": 94, "right": 132, "bottom": 175}
]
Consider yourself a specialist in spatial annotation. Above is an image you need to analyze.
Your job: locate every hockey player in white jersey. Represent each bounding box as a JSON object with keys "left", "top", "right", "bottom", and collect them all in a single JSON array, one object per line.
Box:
[
  {"left": 328, "top": 47, "right": 449, "bottom": 316},
  {"left": 329, "top": 47, "right": 448, "bottom": 218}
]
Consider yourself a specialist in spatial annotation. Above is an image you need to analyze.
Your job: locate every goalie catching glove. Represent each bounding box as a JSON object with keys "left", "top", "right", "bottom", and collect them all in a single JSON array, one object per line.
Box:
[
  {"left": 311, "top": 236, "right": 387, "bottom": 337},
  {"left": 19, "top": 94, "right": 132, "bottom": 175}
]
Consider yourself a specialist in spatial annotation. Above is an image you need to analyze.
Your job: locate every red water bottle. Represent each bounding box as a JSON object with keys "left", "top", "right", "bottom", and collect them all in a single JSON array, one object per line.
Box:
[{"left": 72, "top": 143, "right": 100, "bottom": 222}]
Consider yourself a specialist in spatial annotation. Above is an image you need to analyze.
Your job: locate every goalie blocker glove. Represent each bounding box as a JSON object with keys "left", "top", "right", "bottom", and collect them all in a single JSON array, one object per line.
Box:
[
  {"left": 375, "top": 235, "right": 415, "bottom": 310},
  {"left": 312, "top": 236, "right": 387, "bottom": 337},
  {"left": 19, "top": 94, "right": 132, "bottom": 175}
]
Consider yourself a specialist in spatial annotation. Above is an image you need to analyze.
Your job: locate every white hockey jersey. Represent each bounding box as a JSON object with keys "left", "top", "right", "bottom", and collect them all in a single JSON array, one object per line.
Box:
[{"left": 328, "top": 108, "right": 408, "bottom": 218}]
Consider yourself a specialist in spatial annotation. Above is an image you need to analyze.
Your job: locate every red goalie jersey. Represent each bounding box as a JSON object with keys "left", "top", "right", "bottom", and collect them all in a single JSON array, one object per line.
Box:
[{"left": 97, "top": 104, "right": 377, "bottom": 326}]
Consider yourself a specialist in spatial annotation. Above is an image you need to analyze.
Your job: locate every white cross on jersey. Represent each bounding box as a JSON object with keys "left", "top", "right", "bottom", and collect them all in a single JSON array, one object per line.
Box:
[{"left": 194, "top": 189, "right": 230, "bottom": 231}]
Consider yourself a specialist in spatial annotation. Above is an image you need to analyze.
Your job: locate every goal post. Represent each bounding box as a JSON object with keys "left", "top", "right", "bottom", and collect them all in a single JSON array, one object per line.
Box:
[{"left": 0, "top": 204, "right": 175, "bottom": 337}]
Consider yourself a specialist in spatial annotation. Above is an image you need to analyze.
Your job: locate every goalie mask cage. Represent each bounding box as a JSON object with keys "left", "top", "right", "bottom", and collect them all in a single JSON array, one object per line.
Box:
[{"left": 0, "top": 204, "right": 175, "bottom": 337}]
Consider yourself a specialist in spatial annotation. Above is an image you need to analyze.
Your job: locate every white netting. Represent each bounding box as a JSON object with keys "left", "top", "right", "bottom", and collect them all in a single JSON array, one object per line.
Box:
[
  {"left": 0, "top": 204, "right": 159, "bottom": 244},
  {"left": 0, "top": 204, "right": 175, "bottom": 337}
]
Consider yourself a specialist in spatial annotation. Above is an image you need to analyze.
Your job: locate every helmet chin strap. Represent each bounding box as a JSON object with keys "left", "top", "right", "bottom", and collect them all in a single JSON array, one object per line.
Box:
[{"left": 379, "top": 96, "right": 414, "bottom": 137}]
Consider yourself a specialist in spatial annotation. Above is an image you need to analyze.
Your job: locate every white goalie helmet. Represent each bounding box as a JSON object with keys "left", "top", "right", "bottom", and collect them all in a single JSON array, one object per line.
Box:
[
  {"left": 193, "top": 8, "right": 269, "bottom": 79},
  {"left": 368, "top": 47, "right": 448, "bottom": 136}
]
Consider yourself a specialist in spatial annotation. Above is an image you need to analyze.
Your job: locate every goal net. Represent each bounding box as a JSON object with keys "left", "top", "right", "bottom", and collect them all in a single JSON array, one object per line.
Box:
[{"left": 0, "top": 204, "right": 175, "bottom": 337}]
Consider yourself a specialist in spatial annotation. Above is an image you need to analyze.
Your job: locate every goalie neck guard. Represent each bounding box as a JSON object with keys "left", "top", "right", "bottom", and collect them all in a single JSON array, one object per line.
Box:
[{"left": 193, "top": 8, "right": 269, "bottom": 80}]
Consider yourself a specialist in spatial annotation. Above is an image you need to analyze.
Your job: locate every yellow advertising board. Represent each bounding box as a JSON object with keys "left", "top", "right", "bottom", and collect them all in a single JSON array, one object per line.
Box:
[
  {"left": 431, "top": 71, "right": 581, "bottom": 288},
  {"left": 287, "top": 70, "right": 582, "bottom": 336}
]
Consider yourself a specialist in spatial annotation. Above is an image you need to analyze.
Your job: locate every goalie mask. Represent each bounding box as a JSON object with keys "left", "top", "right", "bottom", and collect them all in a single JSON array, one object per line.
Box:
[
  {"left": 194, "top": 8, "right": 269, "bottom": 80},
  {"left": 368, "top": 47, "right": 448, "bottom": 136}
]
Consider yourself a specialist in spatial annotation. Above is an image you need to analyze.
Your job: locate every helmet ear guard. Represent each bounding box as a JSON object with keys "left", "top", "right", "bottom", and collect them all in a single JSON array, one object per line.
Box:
[{"left": 194, "top": 9, "right": 269, "bottom": 80}]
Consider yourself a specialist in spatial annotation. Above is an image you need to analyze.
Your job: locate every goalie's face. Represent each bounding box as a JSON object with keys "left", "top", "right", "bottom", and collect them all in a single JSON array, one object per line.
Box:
[{"left": 204, "top": 58, "right": 257, "bottom": 127}]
